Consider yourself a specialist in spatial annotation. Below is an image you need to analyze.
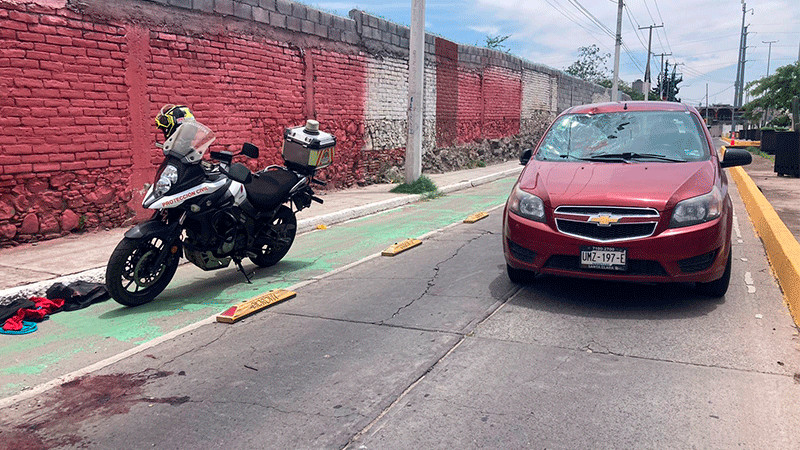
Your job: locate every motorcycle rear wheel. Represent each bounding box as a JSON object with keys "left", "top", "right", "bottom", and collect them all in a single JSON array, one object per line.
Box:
[
  {"left": 249, "top": 205, "right": 297, "bottom": 267},
  {"left": 106, "top": 236, "right": 180, "bottom": 307}
]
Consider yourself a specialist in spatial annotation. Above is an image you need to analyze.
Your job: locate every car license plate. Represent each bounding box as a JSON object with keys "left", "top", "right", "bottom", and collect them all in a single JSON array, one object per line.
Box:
[{"left": 580, "top": 246, "right": 627, "bottom": 271}]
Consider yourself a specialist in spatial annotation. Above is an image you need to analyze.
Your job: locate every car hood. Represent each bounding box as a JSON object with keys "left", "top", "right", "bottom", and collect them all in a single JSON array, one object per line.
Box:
[{"left": 519, "top": 160, "right": 716, "bottom": 211}]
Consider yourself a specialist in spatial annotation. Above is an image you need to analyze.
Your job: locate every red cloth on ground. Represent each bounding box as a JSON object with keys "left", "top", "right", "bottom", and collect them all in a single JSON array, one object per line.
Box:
[
  {"left": 1, "top": 297, "right": 65, "bottom": 331},
  {"left": 2, "top": 314, "right": 24, "bottom": 331}
]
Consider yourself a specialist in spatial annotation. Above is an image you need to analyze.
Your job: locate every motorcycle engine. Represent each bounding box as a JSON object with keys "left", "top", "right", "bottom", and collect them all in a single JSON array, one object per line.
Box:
[{"left": 183, "top": 209, "right": 249, "bottom": 271}]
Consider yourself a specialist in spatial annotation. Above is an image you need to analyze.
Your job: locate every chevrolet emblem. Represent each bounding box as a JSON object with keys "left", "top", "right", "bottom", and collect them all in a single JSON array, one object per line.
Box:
[{"left": 588, "top": 214, "right": 619, "bottom": 227}]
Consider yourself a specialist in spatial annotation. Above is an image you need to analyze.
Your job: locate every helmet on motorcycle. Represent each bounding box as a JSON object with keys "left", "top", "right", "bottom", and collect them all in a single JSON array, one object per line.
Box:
[{"left": 155, "top": 104, "right": 195, "bottom": 139}]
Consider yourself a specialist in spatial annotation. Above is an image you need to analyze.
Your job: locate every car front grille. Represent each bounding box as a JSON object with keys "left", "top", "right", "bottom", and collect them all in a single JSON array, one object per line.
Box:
[
  {"left": 544, "top": 255, "right": 668, "bottom": 276},
  {"left": 554, "top": 206, "right": 660, "bottom": 242}
]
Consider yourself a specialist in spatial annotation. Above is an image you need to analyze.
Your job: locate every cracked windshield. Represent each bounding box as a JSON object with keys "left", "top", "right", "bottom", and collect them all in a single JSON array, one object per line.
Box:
[{"left": 536, "top": 110, "right": 709, "bottom": 162}]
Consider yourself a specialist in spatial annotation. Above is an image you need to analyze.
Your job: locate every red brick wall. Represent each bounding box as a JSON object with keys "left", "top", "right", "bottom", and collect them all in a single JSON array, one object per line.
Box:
[
  {"left": 456, "top": 67, "right": 483, "bottom": 143},
  {"left": 0, "top": 2, "right": 536, "bottom": 246},
  {"left": 435, "top": 37, "right": 458, "bottom": 147},
  {"left": 0, "top": 3, "right": 132, "bottom": 242},
  {"left": 482, "top": 66, "right": 521, "bottom": 138}
]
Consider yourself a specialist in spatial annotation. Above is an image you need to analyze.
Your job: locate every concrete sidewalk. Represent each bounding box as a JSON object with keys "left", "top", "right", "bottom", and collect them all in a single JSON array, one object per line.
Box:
[{"left": 0, "top": 160, "right": 523, "bottom": 303}]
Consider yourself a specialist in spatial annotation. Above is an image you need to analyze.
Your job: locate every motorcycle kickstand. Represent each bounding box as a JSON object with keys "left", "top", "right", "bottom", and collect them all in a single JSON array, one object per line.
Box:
[{"left": 233, "top": 258, "right": 253, "bottom": 284}]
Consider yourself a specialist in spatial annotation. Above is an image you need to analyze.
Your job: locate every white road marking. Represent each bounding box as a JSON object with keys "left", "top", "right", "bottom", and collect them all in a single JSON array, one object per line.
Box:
[
  {"left": 733, "top": 212, "right": 742, "bottom": 239},
  {"left": 745, "top": 271, "right": 756, "bottom": 294}
]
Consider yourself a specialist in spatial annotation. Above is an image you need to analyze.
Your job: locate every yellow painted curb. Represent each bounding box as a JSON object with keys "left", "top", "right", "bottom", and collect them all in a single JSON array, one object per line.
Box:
[{"left": 728, "top": 161, "right": 800, "bottom": 326}]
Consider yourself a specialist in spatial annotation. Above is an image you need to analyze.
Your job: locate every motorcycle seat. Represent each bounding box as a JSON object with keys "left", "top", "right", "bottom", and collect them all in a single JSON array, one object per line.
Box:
[{"left": 246, "top": 168, "right": 299, "bottom": 210}]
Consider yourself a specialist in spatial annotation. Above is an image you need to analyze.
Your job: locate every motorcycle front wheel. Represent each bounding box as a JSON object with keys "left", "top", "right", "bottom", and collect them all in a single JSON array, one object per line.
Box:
[
  {"left": 249, "top": 205, "right": 297, "bottom": 267},
  {"left": 106, "top": 236, "right": 180, "bottom": 307}
]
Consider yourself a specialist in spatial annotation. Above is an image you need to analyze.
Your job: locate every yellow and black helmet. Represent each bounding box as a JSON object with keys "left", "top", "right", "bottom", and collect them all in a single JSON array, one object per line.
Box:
[{"left": 155, "top": 104, "right": 194, "bottom": 139}]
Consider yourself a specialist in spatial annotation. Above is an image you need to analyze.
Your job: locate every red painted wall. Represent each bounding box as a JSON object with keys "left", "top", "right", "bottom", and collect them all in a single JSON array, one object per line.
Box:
[
  {"left": 0, "top": 2, "right": 530, "bottom": 246},
  {"left": 435, "top": 37, "right": 458, "bottom": 147}
]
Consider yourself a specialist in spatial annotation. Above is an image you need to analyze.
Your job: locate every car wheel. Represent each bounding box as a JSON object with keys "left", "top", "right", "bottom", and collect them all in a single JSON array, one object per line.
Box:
[
  {"left": 696, "top": 250, "right": 732, "bottom": 298},
  {"left": 507, "top": 264, "right": 534, "bottom": 284}
]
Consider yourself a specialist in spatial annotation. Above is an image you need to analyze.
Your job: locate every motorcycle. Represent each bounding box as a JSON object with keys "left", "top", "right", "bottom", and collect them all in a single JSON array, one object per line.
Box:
[{"left": 106, "top": 119, "right": 335, "bottom": 306}]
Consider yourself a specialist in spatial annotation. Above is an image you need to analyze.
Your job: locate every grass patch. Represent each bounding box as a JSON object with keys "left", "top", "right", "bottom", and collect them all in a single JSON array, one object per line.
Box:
[
  {"left": 745, "top": 146, "right": 774, "bottom": 162},
  {"left": 390, "top": 175, "right": 439, "bottom": 195}
]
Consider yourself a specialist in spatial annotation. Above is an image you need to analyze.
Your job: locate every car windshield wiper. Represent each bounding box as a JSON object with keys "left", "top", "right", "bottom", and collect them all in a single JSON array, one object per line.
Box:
[{"left": 584, "top": 152, "right": 684, "bottom": 163}]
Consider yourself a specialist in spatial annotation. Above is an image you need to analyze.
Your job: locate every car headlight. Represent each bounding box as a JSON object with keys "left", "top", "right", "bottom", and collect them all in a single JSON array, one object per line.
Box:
[
  {"left": 508, "top": 185, "right": 546, "bottom": 222},
  {"left": 154, "top": 164, "right": 179, "bottom": 198},
  {"left": 670, "top": 186, "right": 722, "bottom": 228}
]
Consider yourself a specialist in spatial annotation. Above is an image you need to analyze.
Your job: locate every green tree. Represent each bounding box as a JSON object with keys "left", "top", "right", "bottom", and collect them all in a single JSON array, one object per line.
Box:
[
  {"left": 650, "top": 60, "right": 682, "bottom": 102},
  {"left": 485, "top": 34, "right": 511, "bottom": 52},
  {"left": 743, "top": 62, "right": 800, "bottom": 123},
  {"left": 565, "top": 44, "right": 610, "bottom": 84}
]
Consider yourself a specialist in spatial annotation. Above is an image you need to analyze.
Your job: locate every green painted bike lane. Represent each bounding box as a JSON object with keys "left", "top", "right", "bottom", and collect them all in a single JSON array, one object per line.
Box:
[{"left": 0, "top": 177, "right": 517, "bottom": 398}]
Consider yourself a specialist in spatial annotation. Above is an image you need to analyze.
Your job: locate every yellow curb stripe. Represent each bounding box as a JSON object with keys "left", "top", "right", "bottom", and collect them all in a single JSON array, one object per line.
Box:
[{"left": 728, "top": 162, "right": 800, "bottom": 326}]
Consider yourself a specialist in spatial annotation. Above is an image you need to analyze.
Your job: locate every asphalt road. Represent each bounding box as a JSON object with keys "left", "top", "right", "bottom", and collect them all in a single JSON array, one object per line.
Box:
[{"left": 1, "top": 177, "right": 799, "bottom": 448}]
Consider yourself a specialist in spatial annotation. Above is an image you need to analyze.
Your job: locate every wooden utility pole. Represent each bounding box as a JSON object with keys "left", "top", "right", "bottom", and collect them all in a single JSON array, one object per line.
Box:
[{"left": 406, "top": 0, "right": 425, "bottom": 183}]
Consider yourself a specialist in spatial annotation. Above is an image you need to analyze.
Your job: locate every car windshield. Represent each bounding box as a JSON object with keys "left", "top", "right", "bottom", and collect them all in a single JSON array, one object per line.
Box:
[{"left": 534, "top": 110, "right": 709, "bottom": 163}]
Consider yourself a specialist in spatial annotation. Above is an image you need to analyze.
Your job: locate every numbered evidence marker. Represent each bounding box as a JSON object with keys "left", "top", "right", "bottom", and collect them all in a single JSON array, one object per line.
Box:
[
  {"left": 216, "top": 289, "right": 296, "bottom": 324},
  {"left": 464, "top": 211, "right": 489, "bottom": 223},
  {"left": 381, "top": 238, "right": 422, "bottom": 256}
]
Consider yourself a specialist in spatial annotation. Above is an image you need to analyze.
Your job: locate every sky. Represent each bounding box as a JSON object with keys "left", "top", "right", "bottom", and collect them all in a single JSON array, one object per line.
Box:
[{"left": 309, "top": 0, "right": 800, "bottom": 108}]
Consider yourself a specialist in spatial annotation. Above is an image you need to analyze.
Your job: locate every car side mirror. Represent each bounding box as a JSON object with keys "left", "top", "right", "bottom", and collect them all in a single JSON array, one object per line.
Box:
[
  {"left": 241, "top": 142, "right": 259, "bottom": 159},
  {"left": 227, "top": 163, "right": 253, "bottom": 184},
  {"left": 519, "top": 148, "right": 533, "bottom": 165},
  {"left": 720, "top": 148, "right": 752, "bottom": 168}
]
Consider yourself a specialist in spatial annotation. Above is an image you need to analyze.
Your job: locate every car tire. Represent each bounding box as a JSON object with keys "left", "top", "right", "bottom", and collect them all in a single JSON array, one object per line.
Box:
[
  {"left": 696, "top": 250, "right": 732, "bottom": 298},
  {"left": 507, "top": 264, "right": 534, "bottom": 284}
]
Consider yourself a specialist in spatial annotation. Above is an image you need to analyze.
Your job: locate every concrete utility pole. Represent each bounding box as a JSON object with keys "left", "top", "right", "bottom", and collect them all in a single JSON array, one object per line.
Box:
[
  {"left": 639, "top": 24, "right": 663, "bottom": 101},
  {"left": 611, "top": 0, "right": 623, "bottom": 101},
  {"left": 706, "top": 83, "right": 709, "bottom": 123},
  {"left": 733, "top": 1, "right": 752, "bottom": 134},
  {"left": 406, "top": 0, "right": 425, "bottom": 183},
  {"left": 653, "top": 52, "right": 671, "bottom": 99},
  {"left": 762, "top": 40, "right": 778, "bottom": 76}
]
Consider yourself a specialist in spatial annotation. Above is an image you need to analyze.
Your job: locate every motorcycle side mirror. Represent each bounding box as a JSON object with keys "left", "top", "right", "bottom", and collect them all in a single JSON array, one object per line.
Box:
[
  {"left": 241, "top": 142, "right": 259, "bottom": 159},
  {"left": 227, "top": 163, "right": 253, "bottom": 184}
]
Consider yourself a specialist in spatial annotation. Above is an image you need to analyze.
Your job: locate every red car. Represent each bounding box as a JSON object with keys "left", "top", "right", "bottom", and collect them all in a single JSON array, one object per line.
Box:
[{"left": 503, "top": 101, "right": 752, "bottom": 297}]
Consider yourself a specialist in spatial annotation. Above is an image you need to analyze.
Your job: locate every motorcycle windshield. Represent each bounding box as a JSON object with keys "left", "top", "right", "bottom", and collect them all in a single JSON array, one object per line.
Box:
[{"left": 162, "top": 120, "right": 216, "bottom": 163}]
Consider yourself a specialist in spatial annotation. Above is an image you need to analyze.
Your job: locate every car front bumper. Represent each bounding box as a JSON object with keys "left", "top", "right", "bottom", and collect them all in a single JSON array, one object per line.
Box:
[{"left": 503, "top": 208, "right": 730, "bottom": 283}]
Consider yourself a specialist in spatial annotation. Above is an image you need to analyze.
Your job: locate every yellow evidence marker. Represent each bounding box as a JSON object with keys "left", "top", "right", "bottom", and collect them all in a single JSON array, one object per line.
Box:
[
  {"left": 464, "top": 211, "right": 489, "bottom": 223},
  {"left": 216, "top": 289, "right": 297, "bottom": 324},
  {"left": 381, "top": 238, "right": 422, "bottom": 256}
]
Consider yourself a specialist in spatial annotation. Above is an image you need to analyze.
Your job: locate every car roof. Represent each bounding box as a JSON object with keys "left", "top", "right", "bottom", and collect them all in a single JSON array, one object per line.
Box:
[{"left": 564, "top": 101, "right": 693, "bottom": 115}]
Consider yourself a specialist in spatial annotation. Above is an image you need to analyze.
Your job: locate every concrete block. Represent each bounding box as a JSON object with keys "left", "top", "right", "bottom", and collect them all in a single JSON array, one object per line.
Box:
[
  {"left": 269, "top": 11, "right": 286, "bottom": 28},
  {"left": 168, "top": 0, "right": 191, "bottom": 8},
  {"left": 259, "top": 0, "right": 276, "bottom": 10},
  {"left": 301, "top": 19, "right": 314, "bottom": 34},
  {"left": 194, "top": 0, "right": 214, "bottom": 13},
  {"left": 287, "top": 16, "right": 301, "bottom": 31},
  {"left": 253, "top": 6, "right": 269, "bottom": 23},
  {"left": 215, "top": 0, "right": 234, "bottom": 15},
  {"left": 291, "top": 3, "right": 306, "bottom": 19},
  {"left": 233, "top": 1, "right": 253, "bottom": 20},
  {"left": 275, "top": 0, "right": 291, "bottom": 15},
  {"left": 239, "top": 0, "right": 260, "bottom": 6},
  {"left": 306, "top": 8, "right": 319, "bottom": 23},
  {"left": 314, "top": 22, "right": 328, "bottom": 39}
]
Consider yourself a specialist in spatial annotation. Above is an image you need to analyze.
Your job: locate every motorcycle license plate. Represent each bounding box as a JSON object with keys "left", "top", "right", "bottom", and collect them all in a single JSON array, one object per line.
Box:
[{"left": 580, "top": 246, "right": 627, "bottom": 271}]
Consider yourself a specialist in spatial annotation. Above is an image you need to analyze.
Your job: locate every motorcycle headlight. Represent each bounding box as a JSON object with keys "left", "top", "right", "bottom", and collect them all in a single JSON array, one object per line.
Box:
[
  {"left": 670, "top": 186, "right": 722, "bottom": 228},
  {"left": 154, "top": 164, "right": 179, "bottom": 198},
  {"left": 508, "top": 185, "right": 546, "bottom": 223}
]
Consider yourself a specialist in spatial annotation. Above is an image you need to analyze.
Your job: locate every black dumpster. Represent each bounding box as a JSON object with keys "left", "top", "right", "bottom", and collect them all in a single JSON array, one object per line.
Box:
[
  {"left": 761, "top": 129, "right": 777, "bottom": 155},
  {"left": 774, "top": 131, "right": 800, "bottom": 177}
]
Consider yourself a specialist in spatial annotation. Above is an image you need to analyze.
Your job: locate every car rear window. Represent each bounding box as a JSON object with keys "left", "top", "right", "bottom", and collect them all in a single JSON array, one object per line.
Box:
[{"left": 535, "top": 110, "right": 710, "bottom": 162}]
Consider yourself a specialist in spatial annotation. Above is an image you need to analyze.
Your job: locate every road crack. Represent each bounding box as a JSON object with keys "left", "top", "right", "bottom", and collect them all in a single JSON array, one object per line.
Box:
[{"left": 382, "top": 231, "right": 492, "bottom": 323}]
